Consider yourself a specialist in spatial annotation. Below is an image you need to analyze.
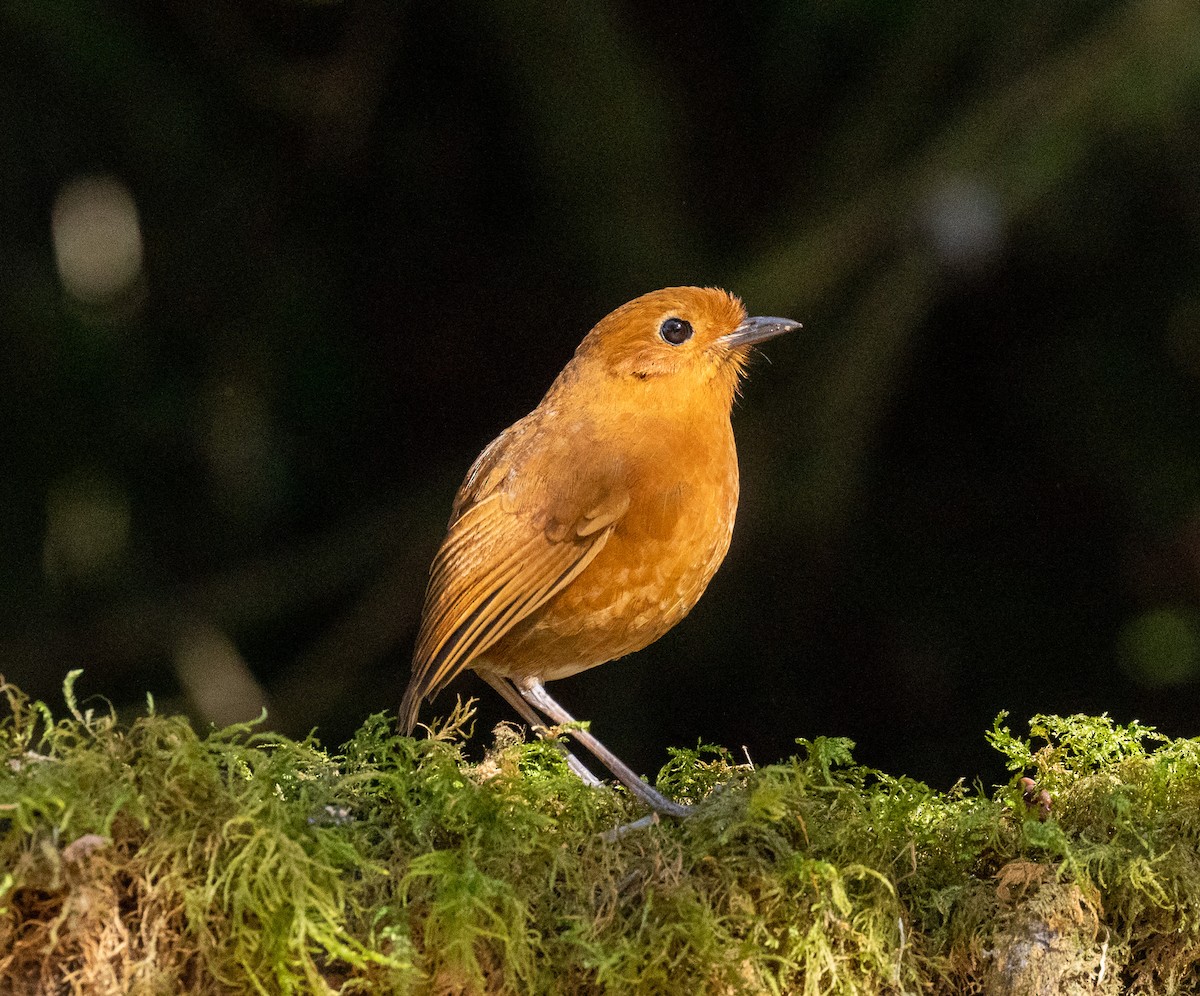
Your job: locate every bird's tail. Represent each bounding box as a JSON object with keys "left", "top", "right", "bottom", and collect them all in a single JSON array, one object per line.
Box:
[{"left": 398, "top": 677, "right": 424, "bottom": 735}]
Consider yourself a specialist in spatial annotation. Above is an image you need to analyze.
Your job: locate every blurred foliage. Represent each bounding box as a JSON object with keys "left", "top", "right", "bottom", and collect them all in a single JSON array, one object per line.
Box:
[
  {"left": 5, "top": 677, "right": 1200, "bottom": 992},
  {"left": 0, "top": 1, "right": 1199, "bottom": 787}
]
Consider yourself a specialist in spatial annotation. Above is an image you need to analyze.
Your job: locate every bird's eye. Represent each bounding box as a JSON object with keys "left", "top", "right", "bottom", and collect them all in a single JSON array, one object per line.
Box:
[{"left": 659, "top": 317, "right": 693, "bottom": 346}]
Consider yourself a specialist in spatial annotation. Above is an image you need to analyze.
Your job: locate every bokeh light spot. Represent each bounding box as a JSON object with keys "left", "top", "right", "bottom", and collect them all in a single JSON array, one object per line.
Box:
[
  {"left": 43, "top": 470, "right": 131, "bottom": 585},
  {"left": 1118, "top": 607, "right": 1200, "bottom": 688},
  {"left": 919, "top": 175, "right": 1004, "bottom": 271},
  {"left": 51, "top": 174, "right": 145, "bottom": 305},
  {"left": 175, "top": 624, "right": 269, "bottom": 727}
]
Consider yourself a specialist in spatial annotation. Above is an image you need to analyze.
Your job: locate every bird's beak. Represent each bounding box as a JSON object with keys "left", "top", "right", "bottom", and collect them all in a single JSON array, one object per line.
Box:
[{"left": 716, "top": 315, "right": 803, "bottom": 349}]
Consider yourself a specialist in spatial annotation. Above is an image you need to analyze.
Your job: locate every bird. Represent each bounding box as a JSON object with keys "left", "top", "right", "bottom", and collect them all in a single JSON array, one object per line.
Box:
[{"left": 399, "top": 286, "right": 801, "bottom": 816}]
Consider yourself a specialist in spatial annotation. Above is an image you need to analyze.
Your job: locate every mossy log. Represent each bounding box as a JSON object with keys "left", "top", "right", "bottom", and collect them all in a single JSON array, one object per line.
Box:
[{"left": 0, "top": 673, "right": 1197, "bottom": 994}]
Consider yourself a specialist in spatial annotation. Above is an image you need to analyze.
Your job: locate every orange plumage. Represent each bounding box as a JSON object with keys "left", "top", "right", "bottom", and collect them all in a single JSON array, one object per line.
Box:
[{"left": 399, "top": 287, "right": 799, "bottom": 809}]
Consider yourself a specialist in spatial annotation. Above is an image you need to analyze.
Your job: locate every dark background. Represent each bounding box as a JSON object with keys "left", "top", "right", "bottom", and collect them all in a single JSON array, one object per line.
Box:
[{"left": 2, "top": 1, "right": 1199, "bottom": 789}]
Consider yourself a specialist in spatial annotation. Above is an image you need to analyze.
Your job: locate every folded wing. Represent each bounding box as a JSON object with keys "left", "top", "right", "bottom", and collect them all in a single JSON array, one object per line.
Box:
[{"left": 399, "top": 436, "right": 628, "bottom": 732}]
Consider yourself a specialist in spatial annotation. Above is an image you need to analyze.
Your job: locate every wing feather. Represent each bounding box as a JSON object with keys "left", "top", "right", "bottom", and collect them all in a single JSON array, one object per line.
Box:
[
  {"left": 399, "top": 414, "right": 632, "bottom": 732},
  {"left": 399, "top": 494, "right": 615, "bottom": 731},
  {"left": 421, "top": 537, "right": 560, "bottom": 669}
]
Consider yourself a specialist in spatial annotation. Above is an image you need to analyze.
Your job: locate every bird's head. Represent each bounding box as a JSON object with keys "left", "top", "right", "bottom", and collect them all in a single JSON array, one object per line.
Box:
[{"left": 573, "top": 287, "right": 801, "bottom": 403}]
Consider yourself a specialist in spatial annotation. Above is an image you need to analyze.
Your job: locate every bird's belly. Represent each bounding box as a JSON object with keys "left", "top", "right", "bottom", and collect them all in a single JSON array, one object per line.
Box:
[{"left": 480, "top": 468, "right": 738, "bottom": 683}]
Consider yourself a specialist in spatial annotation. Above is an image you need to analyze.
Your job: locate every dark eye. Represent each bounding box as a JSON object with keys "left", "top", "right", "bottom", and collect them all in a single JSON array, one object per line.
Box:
[{"left": 659, "top": 317, "right": 693, "bottom": 346}]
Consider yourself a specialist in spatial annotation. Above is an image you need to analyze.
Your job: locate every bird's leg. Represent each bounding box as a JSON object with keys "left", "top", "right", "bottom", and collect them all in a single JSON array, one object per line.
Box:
[
  {"left": 517, "top": 679, "right": 692, "bottom": 819},
  {"left": 478, "top": 672, "right": 603, "bottom": 787}
]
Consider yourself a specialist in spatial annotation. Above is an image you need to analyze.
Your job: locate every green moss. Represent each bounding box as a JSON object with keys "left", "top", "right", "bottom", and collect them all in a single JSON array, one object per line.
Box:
[{"left": 1, "top": 675, "right": 1199, "bottom": 993}]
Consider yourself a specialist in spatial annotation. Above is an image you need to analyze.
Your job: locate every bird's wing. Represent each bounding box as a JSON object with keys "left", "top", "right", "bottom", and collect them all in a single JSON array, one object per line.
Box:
[{"left": 400, "top": 426, "right": 629, "bottom": 732}]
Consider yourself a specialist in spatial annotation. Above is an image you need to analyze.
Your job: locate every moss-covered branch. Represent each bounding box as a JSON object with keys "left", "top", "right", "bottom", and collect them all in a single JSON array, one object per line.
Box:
[{"left": 0, "top": 673, "right": 1197, "bottom": 993}]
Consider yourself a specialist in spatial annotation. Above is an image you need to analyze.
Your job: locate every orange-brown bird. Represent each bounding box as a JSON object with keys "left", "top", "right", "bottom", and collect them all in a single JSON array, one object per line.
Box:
[{"left": 399, "top": 287, "right": 800, "bottom": 816}]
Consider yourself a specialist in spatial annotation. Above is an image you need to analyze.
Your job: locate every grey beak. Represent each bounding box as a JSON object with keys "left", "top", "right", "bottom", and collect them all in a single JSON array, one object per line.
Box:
[{"left": 717, "top": 315, "right": 803, "bottom": 348}]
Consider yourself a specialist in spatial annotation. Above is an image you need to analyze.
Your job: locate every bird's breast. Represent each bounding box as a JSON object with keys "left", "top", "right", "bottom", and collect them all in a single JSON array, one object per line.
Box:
[{"left": 482, "top": 418, "right": 740, "bottom": 682}]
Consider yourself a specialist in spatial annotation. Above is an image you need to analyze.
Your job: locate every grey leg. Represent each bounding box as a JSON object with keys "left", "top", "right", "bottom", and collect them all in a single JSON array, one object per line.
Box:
[
  {"left": 478, "top": 671, "right": 603, "bottom": 787},
  {"left": 518, "top": 679, "right": 692, "bottom": 819}
]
